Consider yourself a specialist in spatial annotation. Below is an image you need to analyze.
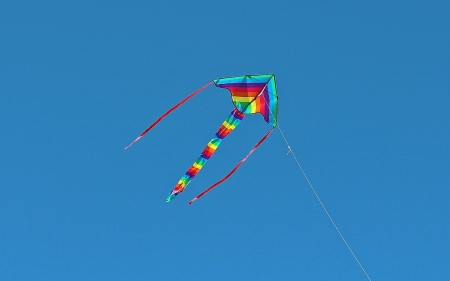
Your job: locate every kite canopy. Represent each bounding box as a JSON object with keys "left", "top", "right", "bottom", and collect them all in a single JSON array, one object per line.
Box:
[{"left": 214, "top": 74, "right": 278, "bottom": 127}]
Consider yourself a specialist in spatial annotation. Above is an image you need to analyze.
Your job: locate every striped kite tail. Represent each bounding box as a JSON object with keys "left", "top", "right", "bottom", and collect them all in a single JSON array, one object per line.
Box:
[{"left": 167, "top": 108, "right": 245, "bottom": 202}]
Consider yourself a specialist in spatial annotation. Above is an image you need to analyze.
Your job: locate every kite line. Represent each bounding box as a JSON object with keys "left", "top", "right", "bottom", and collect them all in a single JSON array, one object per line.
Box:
[
  {"left": 262, "top": 95, "right": 372, "bottom": 281},
  {"left": 125, "top": 74, "right": 371, "bottom": 279}
]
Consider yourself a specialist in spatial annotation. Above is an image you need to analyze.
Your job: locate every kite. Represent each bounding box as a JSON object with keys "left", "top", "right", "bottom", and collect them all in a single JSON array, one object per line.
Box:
[{"left": 125, "top": 74, "right": 278, "bottom": 204}]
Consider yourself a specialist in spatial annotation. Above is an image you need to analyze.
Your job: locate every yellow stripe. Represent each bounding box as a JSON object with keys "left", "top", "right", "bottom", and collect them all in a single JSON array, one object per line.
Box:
[
  {"left": 207, "top": 142, "right": 219, "bottom": 150},
  {"left": 248, "top": 102, "right": 256, "bottom": 113},
  {"left": 223, "top": 123, "right": 236, "bottom": 130},
  {"left": 232, "top": 96, "right": 254, "bottom": 103}
]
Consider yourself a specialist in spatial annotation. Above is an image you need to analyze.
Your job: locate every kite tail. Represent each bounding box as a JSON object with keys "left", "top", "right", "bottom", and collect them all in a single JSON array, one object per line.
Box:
[
  {"left": 167, "top": 108, "right": 245, "bottom": 202},
  {"left": 189, "top": 127, "right": 274, "bottom": 205},
  {"left": 125, "top": 81, "right": 213, "bottom": 150}
]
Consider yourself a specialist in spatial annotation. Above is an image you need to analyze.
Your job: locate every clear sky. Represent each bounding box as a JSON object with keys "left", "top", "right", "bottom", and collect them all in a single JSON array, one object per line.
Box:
[{"left": 1, "top": 1, "right": 449, "bottom": 280}]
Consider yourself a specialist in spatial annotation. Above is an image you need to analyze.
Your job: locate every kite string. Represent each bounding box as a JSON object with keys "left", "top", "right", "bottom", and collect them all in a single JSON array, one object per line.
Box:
[{"left": 262, "top": 96, "right": 372, "bottom": 281}]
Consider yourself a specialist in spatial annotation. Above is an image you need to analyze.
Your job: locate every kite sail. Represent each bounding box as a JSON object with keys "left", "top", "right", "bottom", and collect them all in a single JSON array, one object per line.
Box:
[{"left": 126, "top": 74, "right": 278, "bottom": 203}]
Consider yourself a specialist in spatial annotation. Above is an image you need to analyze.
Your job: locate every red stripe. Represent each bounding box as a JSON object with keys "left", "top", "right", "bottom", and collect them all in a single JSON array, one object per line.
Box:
[
  {"left": 189, "top": 128, "right": 274, "bottom": 204},
  {"left": 201, "top": 146, "right": 216, "bottom": 158},
  {"left": 187, "top": 167, "right": 200, "bottom": 175},
  {"left": 125, "top": 81, "right": 213, "bottom": 149},
  {"left": 173, "top": 184, "right": 184, "bottom": 192},
  {"left": 225, "top": 86, "right": 265, "bottom": 97}
]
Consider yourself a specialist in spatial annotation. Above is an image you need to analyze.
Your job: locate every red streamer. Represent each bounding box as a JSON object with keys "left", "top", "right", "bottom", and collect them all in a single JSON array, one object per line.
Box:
[
  {"left": 125, "top": 81, "right": 213, "bottom": 149},
  {"left": 189, "top": 127, "right": 274, "bottom": 204}
]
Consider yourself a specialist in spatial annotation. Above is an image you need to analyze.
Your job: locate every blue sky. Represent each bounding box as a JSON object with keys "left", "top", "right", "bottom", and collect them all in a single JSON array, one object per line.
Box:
[{"left": 1, "top": 1, "right": 449, "bottom": 280}]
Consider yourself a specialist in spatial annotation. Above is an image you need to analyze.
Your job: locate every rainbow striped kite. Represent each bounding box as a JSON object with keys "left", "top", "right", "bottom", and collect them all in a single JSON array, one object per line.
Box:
[{"left": 126, "top": 74, "right": 278, "bottom": 204}]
